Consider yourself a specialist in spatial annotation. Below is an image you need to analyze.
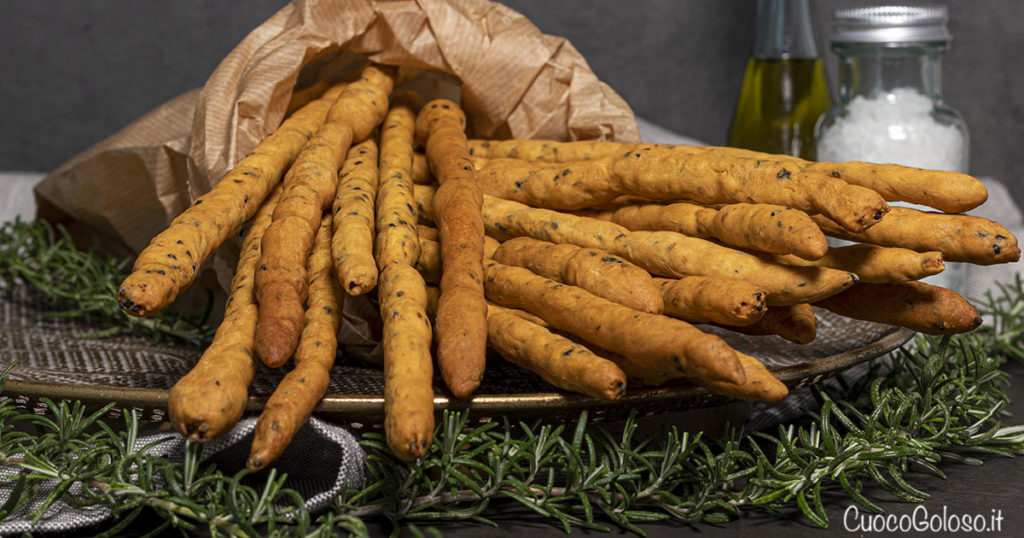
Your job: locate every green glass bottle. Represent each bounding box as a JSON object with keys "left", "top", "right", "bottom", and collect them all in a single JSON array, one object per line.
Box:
[{"left": 727, "top": 0, "right": 829, "bottom": 160}]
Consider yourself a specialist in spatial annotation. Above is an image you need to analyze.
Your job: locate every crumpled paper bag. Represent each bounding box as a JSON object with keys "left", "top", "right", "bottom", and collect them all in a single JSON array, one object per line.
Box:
[{"left": 35, "top": 0, "right": 639, "bottom": 261}]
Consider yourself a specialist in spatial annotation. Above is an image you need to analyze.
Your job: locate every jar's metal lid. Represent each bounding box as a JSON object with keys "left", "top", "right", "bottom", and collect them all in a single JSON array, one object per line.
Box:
[{"left": 831, "top": 5, "right": 952, "bottom": 43}]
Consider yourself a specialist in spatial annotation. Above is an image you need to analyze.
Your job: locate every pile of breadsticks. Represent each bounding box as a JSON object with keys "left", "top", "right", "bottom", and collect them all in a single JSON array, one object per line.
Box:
[{"left": 115, "top": 63, "right": 1020, "bottom": 467}]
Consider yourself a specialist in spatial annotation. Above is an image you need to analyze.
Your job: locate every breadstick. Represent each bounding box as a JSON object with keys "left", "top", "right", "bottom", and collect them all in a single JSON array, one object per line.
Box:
[
  {"left": 655, "top": 276, "right": 766, "bottom": 326},
  {"left": 256, "top": 64, "right": 394, "bottom": 367},
  {"left": 414, "top": 236, "right": 500, "bottom": 284},
  {"left": 411, "top": 153, "right": 433, "bottom": 184},
  {"left": 331, "top": 137, "right": 379, "bottom": 294},
  {"left": 414, "top": 99, "right": 487, "bottom": 398},
  {"left": 286, "top": 79, "right": 333, "bottom": 116},
  {"left": 248, "top": 214, "right": 343, "bottom": 471},
  {"left": 167, "top": 184, "right": 283, "bottom": 442},
  {"left": 596, "top": 201, "right": 828, "bottom": 260},
  {"left": 117, "top": 82, "right": 346, "bottom": 318},
  {"left": 715, "top": 304, "right": 817, "bottom": 344},
  {"left": 493, "top": 236, "right": 664, "bottom": 313},
  {"left": 379, "top": 263, "right": 435, "bottom": 461},
  {"left": 812, "top": 208, "right": 1020, "bottom": 266},
  {"left": 483, "top": 260, "right": 745, "bottom": 385},
  {"left": 475, "top": 146, "right": 889, "bottom": 232},
  {"left": 485, "top": 303, "right": 627, "bottom": 400},
  {"left": 476, "top": 192, "right": 857, "bottom": 305},
  {"left": 469, "top": 138, "right": 988, "bottom": 213},
  {"left": 813, "top": 281, "right": 982, "bottom": 335},
  {"left": 692, "top": 352, "right": 788, "bottom": 402},
  {"left": 775, "top": 244, "right": 945, "bottom": 283},
  {"left": 375, "top": 93, "right": 421, "bottom": 269},
  {"left": 416, "top": 224, "right": 439, "bottom": 241}
]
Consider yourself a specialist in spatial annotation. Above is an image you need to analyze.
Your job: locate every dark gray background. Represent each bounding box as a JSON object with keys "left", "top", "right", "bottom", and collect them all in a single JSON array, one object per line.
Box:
[{"left": 1, "top": 0, "right": 1021, "bottom": 206}]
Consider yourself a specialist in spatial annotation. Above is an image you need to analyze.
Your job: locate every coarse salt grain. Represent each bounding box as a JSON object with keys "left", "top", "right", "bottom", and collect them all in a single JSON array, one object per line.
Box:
[{"left": 816, "top": 87, "right": 964, "bottom": 172}]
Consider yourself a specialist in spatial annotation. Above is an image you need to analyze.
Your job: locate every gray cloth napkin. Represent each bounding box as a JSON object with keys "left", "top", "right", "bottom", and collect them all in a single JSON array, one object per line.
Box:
[{"left": 0, "top": 415, "right": 365, "bottom": 535}]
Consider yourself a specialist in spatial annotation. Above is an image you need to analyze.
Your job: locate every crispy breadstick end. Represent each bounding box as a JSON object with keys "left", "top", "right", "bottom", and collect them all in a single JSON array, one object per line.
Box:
[
  {"left": 493, "top": 236, "right": 664, "bottom": 313},
  {"left": 806, "top": 161, "right": 988, "bottom": 214},
  {"left": 656, "top": 276, "right": 766, "bottom": 326},
  {"left": 716, "top": 304, "right": 818, "bottom": 344},
  {"left": 416, "top": 99, "right": 488, "bottom": 398},
  {"left": 118, "top": 83, "right": 346, "bottom": 318},
  {"left": 775, "top": 244, "right": 945, "bottom": 284},
  {"left": 692, "top": 352, "right": 788, "bottom": 402},
  {"left": 248, "top": 215, "right": 343, "bottom": 471},
  {"left": 813, "top": 208, "right": 1020, "bottom": 265},
  {"left": 256, "top": 64, "right": 395, "bottom": 367},
  {"left": 380, "top": 263, "right": 435, "bottom": 461},
  {"left": 332, "top": 138, "right": 380, "bottom": 295},
  {"left": 814, "top": 281, "right": 983, "bottom": 335},
  {"left": 168, "top": 185, "right": 283, "bottom": 442},
  {"left": 483, "top": 260, "right": 744, "bottom": 385},
  {"left": 487, "top": 304, "right": 627, "bottom": 400}
]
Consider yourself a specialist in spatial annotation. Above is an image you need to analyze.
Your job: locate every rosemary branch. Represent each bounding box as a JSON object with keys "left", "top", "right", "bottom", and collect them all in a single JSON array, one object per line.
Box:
[{"left": 0, "top": 218, "right": 1022, "bottom": 535}]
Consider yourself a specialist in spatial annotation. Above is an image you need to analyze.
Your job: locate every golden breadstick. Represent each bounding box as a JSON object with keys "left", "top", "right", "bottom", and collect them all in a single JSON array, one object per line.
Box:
[
  {"left": 812, "top": 208, "right": 1020, "bottom": 266},
  {"left": 483, "top": 259, "right": 745, "bottom": 385},
  {"left": 656, "top": 276, "right": 766, "bottom": 326},
  {"left": 691, "top": 352, "right": 788, "bottom": 402},
  {"left": 715, "top": 304, "right": 817, "bottom": 344},
  {"left": 375, "top": 93, "right": 421, "bottom": 269},
  {"left": 286, "top": 79, "right": 333, "bottom": 116},
  {"left": 475, "top": 145, "right": 889, "bottom": 232},
  {"left": 379, "top": 263, "right": 435, "bottom": 461},
  {"left": 167, "top": 184, "right": 283, "bottom": 442},
  {"left": 775, "top": 244, "right": 945, "bottom": 283},
  {"left": 416, "top": 224, "right": 439, "bottom": 241},
  {"left": 469, "top": 138, "right": 988, "bottom": 213},
  {"left": 414, "top": 236, "right": 500, "bottom": 284},
  {"left": 414, "top": 99, "right": 488, "bottom": 398},
  {"left": 248, "top": 214, "right": 343, "bottom": 471},
  {"left": 814, "top": 281, "right": 982, "bottom": 335},
  {"left": 117, "top": 83, "right": 346, "bottom": 318},
  {"left": 486, "top": 303, "right": 627, "bottom": 400},
  {"left": 595, "top": 202, "right": 827, "bottom": 260},
  {"left": 411, "top": 153, "right": 433, "bottom": 184},
  {"left": 256, "top": 64, "right": 394, "bottom": 368},
  {"left": 332, "top": 137, "right": 379, "bottom": 294},
  {"left": 493, "top": 236, "right": 664, "bottom": 313},
  {"left": 415, "top": 185, "right": 855, "bottom": 305}
]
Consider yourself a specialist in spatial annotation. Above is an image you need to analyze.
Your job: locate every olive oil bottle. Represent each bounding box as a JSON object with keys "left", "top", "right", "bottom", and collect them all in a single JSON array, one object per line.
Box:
[{"left": 727, "top": 0, "right": 829, "bottom": 160}]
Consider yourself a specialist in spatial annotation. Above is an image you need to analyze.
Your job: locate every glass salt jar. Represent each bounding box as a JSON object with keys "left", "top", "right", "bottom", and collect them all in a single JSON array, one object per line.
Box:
[{"left": 815, "top": 5, "right": 969, "bottom": 290}]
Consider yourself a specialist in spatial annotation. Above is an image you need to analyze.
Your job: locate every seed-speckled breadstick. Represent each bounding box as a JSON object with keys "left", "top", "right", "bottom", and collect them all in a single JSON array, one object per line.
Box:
[
  {"left": 248, "top": 214, "right": 343, "bottom": 471},
  {"left": 411, "top": 153, "right": 433, "bottom": 184},
  {"left": 493, "top": 236, "right": 664, "bottom": 313},
  {"left": 256, "top": 64, "right": 394, "bottom": 368},
  {"left": 414, "top": 185, "right": 855, "bottom": 305},
  {"left": 594, "top": 201, "right": 828, "bottom": 260},
  {"left": 375, "top": 93, "right": 421, "bottom": 269},
  {"left": 379, "top": 263, "right": 435, "bottom": 461},
  {"left": 414, "top": 236, "right": 500, "bottom": 284},
  {"left": 774, "top": 244, "right": 945, "bottom": 283},
  {"left": 414, "top": 99, "right": 488, "bottom": 398},
  {"left": 691, "top": 352, "right": 788, "bottom": 402},
  {"left": 168, "top": 184, "right": 282, "bottom": 442},
  {"left": 715, "top": 303, "right": 817, "bottom": 344},
  {"left": 814, "top": 281, "right": 982, "bottom": 335},
  {"left": 469, "top": 139, "right": 988, "bottom": 213},
  {"left": 812, "top": 208, "right": 1020, "bottom": 266},
  {"left": 483, "top": 259, "right": 745, "bottom": 385},
  {"left": 332, "top": 137, "right": 379, "bottom": 295},
  {"left": 117, "top": 83, "right": 346, "bottom": 318},
  {"left": 474, "top": 145, "right": 889, "bottom": 232},
  {"left": 655, "top": 276, "right": 766, "bottom": 326}
]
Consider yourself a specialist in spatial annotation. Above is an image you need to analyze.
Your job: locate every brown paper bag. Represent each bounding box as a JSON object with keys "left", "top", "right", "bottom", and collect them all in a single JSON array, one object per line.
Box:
[{"left": 36, "top": 0, "right": 638, "bottom": 261}]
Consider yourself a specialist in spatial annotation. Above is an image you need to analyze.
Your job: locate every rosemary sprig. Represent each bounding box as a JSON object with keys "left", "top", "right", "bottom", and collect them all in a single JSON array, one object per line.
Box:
[{"left": 0, "top": 217, "right": 214, "bottom": 345}]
